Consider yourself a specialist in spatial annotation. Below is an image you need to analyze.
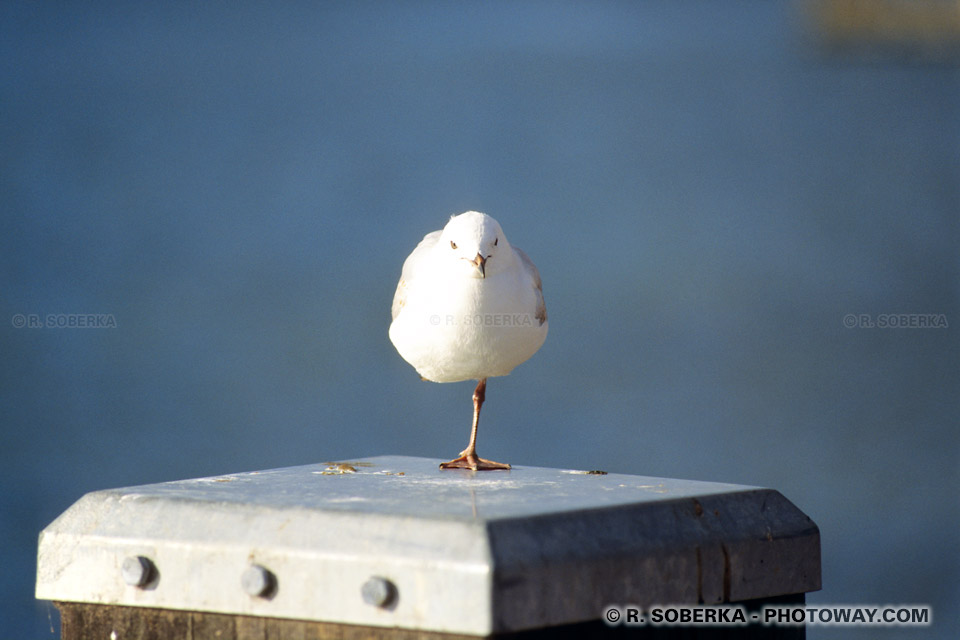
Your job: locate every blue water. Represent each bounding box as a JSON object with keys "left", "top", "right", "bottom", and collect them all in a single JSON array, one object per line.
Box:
[{"left": 2, "top": 2, "right": 957, "bottom": 637}]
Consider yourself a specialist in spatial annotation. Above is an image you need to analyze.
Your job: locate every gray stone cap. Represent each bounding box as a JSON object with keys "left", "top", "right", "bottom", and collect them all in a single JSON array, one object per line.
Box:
[{"left": 36, "top": 455, "right": 821, "bottom": 635}]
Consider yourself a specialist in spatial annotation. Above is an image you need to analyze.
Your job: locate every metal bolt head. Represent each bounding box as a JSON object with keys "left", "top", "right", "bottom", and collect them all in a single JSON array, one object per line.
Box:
[
  {"left": 121, "top": 555, "right": 154, "bottom": 588},
  {"left": 361, "top": 576, "right": 396, "bottom": 608},
  {"left": 241, "top": 564, "right": 276, "bottom": 598}
]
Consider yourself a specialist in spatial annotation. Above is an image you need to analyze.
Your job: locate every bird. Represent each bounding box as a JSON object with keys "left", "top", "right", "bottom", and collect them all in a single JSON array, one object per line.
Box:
[{"left": 389, "top": 211, "right": 548, "bottom": 470}]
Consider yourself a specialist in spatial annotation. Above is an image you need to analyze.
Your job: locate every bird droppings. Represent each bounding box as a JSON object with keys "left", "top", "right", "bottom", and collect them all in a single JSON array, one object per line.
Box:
[
  {"left": 632, "top": 483, "right": 670, "bottom": 493},
  {"left": 313, "top": 462, "right": 406, "bottom": 476},
  {"left": 561, "top": 469, "right": 608, "bottom": 475},
  {"left": 314, "top": 463, "right": 358, "bottom": 476}
]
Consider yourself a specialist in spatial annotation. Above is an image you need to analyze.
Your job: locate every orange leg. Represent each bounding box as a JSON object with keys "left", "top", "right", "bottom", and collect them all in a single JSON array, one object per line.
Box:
[{"left": 440, "top": 378, "right": 511, "bottom": 471}]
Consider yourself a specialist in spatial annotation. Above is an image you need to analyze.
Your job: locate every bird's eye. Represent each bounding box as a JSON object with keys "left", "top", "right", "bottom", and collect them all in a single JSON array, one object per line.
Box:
[
  {"left": 450, "top": 241, "right": 457, "bottom": 250},
  {"left": 494, "top": 237, "right": 498, "bottom": 246}
]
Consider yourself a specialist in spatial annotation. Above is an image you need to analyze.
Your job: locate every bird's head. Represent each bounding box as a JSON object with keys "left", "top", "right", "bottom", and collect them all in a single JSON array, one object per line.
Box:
[{"left": 439, "top": 211, "right": 511, "bottom": 279}]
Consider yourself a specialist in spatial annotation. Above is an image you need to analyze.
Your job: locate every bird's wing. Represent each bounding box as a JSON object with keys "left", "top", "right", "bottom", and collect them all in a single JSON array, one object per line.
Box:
[
  {"left": 514, "top": 246, "right": 547, "bottom": 326},
  {"left": 391, "top": 229, "right": 441, "bottom": 321}
]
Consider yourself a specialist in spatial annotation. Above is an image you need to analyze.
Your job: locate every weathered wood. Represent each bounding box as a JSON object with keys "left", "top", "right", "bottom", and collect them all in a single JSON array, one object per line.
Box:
[
  {"left": 58, "top": 602, "right": 486, "bottom": 640},
  {"left": 58, "top": 595, "right": 806, "bottom": 640}
]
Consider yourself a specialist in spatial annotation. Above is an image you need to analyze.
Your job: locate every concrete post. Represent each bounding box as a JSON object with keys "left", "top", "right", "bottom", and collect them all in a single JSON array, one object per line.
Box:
[{"left": 37, "top": 456, "right": 820, "bottom": 638}]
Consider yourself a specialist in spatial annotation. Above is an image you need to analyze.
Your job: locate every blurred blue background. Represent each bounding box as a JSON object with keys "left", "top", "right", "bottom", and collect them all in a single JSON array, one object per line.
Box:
[{"left": 2, "top": 2, "right": 957, "bottom": 638}]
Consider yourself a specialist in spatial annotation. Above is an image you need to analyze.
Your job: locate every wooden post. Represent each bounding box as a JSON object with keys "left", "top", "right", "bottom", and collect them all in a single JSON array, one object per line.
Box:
[{"left": 37, "top": 456, "right": 820, "bottom": 639}]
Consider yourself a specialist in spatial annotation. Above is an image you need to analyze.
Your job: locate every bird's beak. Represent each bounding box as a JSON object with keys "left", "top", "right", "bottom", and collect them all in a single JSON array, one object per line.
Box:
[{"left": 472, "top": 253, "right": 486, "bottom": 278}]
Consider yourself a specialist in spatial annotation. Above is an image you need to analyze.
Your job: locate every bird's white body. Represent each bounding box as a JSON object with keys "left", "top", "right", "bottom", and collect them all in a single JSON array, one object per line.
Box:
[{"left": 389, "top": 211, "right": 547, "bottom": 383}]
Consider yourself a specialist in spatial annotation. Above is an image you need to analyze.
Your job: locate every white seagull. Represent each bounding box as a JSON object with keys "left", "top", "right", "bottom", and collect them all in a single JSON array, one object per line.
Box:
[{"left": 389, "top": 211, "right": 548, "bottom": 470}]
